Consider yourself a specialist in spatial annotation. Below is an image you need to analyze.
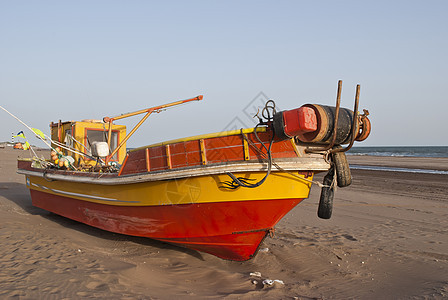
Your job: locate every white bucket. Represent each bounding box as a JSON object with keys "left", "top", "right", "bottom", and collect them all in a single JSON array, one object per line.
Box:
[{"left": 91, "top": 142, "right": 110, "bottom": 157}]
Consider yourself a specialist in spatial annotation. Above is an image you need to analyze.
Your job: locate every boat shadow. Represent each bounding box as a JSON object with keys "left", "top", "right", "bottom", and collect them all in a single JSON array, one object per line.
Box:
[
  {"left": 0, "top": 181, "right": 46, "bottom": 215},
  {"left": 0, "top": 182, "right": 205, "bottom": 261}
]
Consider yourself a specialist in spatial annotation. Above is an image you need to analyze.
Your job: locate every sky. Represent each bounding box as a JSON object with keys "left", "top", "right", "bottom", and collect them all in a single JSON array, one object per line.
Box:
[{"left": 1, "top": 0, "right": 447, "bottom": 147}]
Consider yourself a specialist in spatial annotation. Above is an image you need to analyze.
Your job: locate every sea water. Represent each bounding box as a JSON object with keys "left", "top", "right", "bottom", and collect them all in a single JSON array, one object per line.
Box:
[
  {"left": 347, "top": 146, "right": 448, "bottom": 158},
  {"left": 347, "top": 146, "right": 448, "bottom": 175}
]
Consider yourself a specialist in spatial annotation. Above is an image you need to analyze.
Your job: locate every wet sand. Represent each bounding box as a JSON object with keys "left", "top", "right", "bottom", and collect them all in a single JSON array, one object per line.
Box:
[{"left": 0, "top": 147, "right": 447, "bottom": 299}]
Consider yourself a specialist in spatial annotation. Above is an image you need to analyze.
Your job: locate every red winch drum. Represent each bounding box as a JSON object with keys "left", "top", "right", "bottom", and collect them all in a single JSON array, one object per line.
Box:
[{"left": 273, "top": 104, "right": 359, "bottom": 145}]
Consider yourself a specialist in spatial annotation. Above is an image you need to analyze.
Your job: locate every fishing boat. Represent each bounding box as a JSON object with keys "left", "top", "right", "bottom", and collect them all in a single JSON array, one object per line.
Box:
[{"left": 17, "top": 81, "right": 371, "bottom": 261}]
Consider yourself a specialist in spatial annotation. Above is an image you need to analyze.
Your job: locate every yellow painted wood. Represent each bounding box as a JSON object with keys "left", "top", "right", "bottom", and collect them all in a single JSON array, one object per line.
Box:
[
  {"left": 290, "top": 138, "right": 301, "bottom": 157},
  {"left": 166, "top": 144, "right": 172, "bottom": 169},
  {"left": 199, "top": 139, "right": 207, "bottom": 165},
  {"left": 145, "top": 148, "right": 151, "bottom": 172},
  {"left": 27, "top": 171, "right": 313, "bottom": 207},
  {"left": 50, "top": 121, "right": 127, "bottom": 165},
  {"left": 242, "top": 133, "right": 250, "bottom": 161}
]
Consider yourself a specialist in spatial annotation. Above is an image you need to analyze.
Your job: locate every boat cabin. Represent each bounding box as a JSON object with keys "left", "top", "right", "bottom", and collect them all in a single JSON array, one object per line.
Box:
[{"left": 50, "top": 120, "right": 127, "bottom": 166}]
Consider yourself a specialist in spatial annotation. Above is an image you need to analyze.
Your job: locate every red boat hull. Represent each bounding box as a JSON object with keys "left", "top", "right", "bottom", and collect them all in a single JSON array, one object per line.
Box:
[{"left": 30, "top": 189, "right": 303, "bottom": 260}]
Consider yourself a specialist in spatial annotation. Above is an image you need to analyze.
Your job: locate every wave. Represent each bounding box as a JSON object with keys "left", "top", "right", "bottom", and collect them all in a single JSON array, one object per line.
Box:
[
  {"left": 351, "top": 165, "right": 448, "bottom": 175},
  {"left": 347, "top": 146, "right": 448, "bottom": 158}
]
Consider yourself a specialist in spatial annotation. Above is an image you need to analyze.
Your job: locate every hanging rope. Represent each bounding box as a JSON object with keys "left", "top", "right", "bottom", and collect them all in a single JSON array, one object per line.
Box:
[
  {"left": 240, "top": 128, "right": 329, "bottom": 188},
  {"left": 220, "top": 124, "right": 274, "bottom": 189},
  {"left": 220, "top": 100, "right": 277, "bottom": 189}
]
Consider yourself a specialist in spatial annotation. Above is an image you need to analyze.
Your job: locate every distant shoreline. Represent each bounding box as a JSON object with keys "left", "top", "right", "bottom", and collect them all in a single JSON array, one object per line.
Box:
[{"left": 348, "top": 155, "right": 448, "bottom": 172}]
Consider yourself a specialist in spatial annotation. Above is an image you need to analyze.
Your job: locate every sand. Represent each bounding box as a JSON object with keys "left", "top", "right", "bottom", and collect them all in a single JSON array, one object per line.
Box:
[{"left": 0, "top": 147, "right": 447, "bottom": 299}]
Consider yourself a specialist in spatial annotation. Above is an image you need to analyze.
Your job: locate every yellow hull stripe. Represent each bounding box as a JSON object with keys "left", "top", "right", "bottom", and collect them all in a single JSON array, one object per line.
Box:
[{"left": 27, "top": 171, "right": 313, "bottom": 207}]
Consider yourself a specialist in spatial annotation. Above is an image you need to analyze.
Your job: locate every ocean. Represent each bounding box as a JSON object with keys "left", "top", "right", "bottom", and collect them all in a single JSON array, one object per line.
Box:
[
  {"left": 347, "top": 146, "right": 448, "bottom": 158},
  {"left": 347, "top": 146, "right": 448, "bottom": 175}
]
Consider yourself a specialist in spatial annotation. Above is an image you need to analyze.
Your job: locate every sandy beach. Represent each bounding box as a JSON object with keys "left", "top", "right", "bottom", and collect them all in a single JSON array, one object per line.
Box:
[{"left": 1, "top": 147, "right": 447, "bottom": 299}]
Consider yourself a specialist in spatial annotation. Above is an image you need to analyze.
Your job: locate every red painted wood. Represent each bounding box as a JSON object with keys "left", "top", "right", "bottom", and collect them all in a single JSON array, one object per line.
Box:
[
  {"left": 207, "top": 146, "right": 245, "bottom": 163},
  {"left": 158, "top": 231, "right": 268, "bottom": 261},
  {"left": 205, "top": 135, "right": 242, "bottom": 150},
  {"left": 184, "top": 140, "right": 201, "bottom": 153},
  {"left": 168, "top": 142, "right": 187, "bottom": 154},
  {"left": 149, "top": 146, "right": 165, "bottom": 157},
  {"left": 119, "top": 131, "right": 299, "bottom": 175},
  {"left": 170, "top": 153, "right": 188, "bottom": 168},
  {"left": 30, "top": 189, "right": 303, "bottom": 260},
  {"left": 120, "top": 149, "right": 147, "bottom": 175}
]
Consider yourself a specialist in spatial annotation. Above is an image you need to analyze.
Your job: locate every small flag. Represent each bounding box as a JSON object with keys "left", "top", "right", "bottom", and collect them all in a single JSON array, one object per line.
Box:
[
  {"left": 32, "top": 128, "right": 46, "bottom": 140},
  {"left": 14, "top": 131, "right": 26, "bottom": 139}
]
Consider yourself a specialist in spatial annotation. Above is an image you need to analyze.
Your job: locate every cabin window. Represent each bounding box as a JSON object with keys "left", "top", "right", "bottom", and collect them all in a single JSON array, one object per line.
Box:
[{"left": 85, "top": 129, "right": 119, "bottom": 160}]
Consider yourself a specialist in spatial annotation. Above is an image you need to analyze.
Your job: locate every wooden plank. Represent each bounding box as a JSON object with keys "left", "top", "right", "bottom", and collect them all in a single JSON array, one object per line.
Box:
[
  {"left": 166, "top": 144, "right": 172, "bottom": 169},
  {"left": 200, "top": 139, "right": 207, "bottom": 165},
  {"left": 145, "top": 148, "right": 151, "bottom": 172},
  {"left": 118, "top": 154, "right": 129, "bottom": 176},
  {"left": 242, "top": 133, "right": 250, "bottom": 161},
  {"left": 21, "top": 159, "right": 331, "bottom": 185}
]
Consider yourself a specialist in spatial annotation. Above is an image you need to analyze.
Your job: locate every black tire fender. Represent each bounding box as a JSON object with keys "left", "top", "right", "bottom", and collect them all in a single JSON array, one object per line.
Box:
[
  {"left": 318, "top": 168, "right": 334, "bottom": 219},
  {"left": 332, "top": 146, "right": 352, "bottom": 187}
]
